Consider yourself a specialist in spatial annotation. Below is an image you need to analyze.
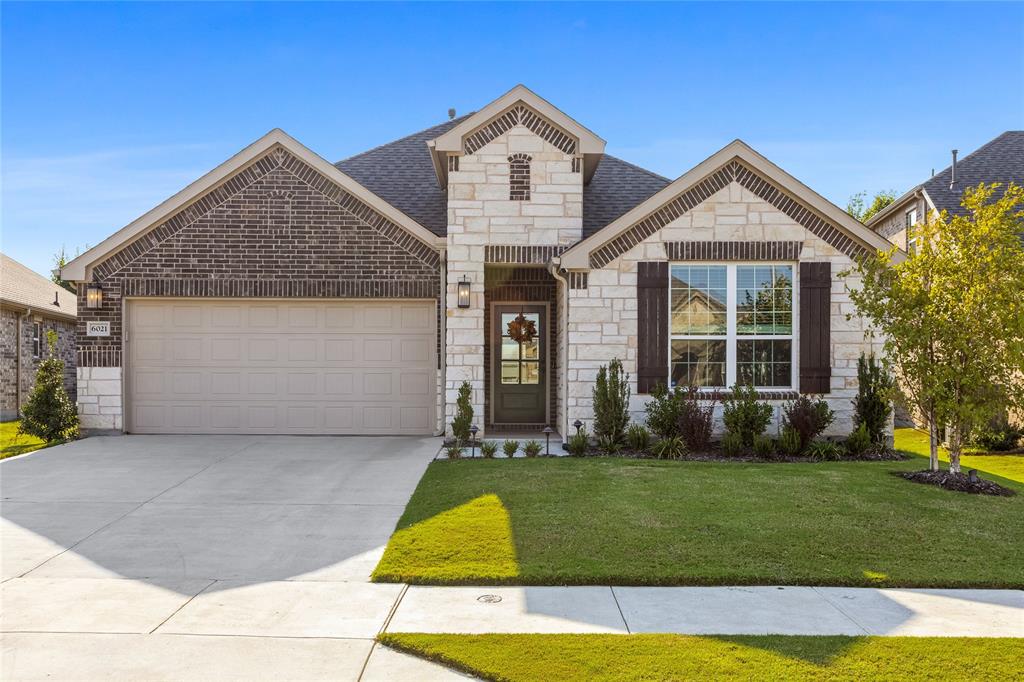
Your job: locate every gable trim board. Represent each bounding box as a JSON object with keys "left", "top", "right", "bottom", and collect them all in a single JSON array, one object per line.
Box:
[
  {"left": 61, "top": 129, "right": 444, "bottom": 283},
  {"left": 558, "top": 140, "right": 900, "bottom": 270}
]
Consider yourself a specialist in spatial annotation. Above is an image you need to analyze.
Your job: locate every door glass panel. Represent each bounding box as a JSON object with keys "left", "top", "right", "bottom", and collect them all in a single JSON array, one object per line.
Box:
[
  {"left": 521, "top": 339, "right": 539, "bottom": 360},
  {"left": 522, "top": 361, "right": 540, "bottom": 385},
  {"left": 501, "top": 337, "right": 520, "bottom": 360},
  {"left": 501, "top": 362, "right": 520, "bottom": 384}
]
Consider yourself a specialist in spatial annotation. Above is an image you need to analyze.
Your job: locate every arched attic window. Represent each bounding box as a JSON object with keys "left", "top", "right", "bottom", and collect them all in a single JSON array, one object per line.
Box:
[{"left": 508, "top": 153, "right": 531, "bottom": 201}]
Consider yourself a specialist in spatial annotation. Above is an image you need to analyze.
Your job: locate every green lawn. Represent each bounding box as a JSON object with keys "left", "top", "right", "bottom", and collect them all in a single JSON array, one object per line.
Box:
[
  {"left": 0, "top": 420, "right": 47, "bottom": 460},
  {"left": 894, "top": 427, "right": 1024, "bottom": 483},
  {"left": 373, "top": 452, "right": 1023, "bottom": 588},
  {"left": 381, "top": 633, "right": 1024, "bottom": 682}
]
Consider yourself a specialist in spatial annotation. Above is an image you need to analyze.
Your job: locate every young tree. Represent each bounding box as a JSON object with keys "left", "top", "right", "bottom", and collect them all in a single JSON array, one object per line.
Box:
[
  {"left": 19, "top": 331, "right": 79, "bottom": 443},
  {"left": 847, "top": 190, "right": 898, "bottom": 223},
  {"left": 846, "top": 183, "right": 1024, "bottom": 473},
  {"left": 51, "top": 245, "right": 84, "bottom": 294}
]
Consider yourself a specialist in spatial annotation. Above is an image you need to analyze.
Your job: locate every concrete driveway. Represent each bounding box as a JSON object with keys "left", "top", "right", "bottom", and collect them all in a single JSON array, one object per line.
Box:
[{"left": 1, "top": 434, "right": 465, "bottom": 681}]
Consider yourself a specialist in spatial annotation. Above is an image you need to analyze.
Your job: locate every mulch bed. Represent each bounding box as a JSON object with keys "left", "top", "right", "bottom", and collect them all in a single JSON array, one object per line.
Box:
[{"left": 898, "top": 470, "right": 1016, "bottom": 496}]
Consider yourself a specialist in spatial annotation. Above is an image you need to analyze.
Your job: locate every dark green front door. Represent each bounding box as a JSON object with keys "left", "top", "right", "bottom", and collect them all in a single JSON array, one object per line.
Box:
[{"left": 492, "top": 304, "right": 546, "bottom": 424}]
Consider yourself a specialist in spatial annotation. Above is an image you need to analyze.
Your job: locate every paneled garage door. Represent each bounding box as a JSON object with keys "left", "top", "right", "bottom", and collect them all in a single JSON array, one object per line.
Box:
[{"left": 126, "top": 299, "right": 437, "bottom": 435}]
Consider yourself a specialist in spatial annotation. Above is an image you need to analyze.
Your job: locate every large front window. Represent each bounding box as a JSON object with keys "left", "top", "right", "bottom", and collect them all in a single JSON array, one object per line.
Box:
[{"left": 670, "top": 263, "right": 794, "bottom": 389}]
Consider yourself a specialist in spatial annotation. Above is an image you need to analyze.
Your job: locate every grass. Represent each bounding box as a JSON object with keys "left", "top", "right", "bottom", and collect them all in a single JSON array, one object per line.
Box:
[
  {"left": 894, "top": 427, "right": 1024, "bottom": 483},
  {"left": 380, "top": 633, "right": 1024, "bottom": 682},
  {"left": 0, "top": 420, "right": 47, "bottom": 460},
  {"left": 373, "top": 450, "right": 1023, "bottom": 588}
]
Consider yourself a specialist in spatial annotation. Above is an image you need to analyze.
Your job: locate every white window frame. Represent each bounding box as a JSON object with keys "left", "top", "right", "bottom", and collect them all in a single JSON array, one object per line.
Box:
[
  {"left": 905, "top": 208, "right": 919, "bottom": 254},
  {"left": 31, "top": 322, "right": 42, "bottom": 358},
  {"left": 668, "top": 262, "right": 797, "bottom": 391}
]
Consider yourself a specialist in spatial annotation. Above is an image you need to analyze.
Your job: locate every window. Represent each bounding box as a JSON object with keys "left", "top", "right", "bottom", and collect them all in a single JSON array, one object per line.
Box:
[
  {"left": 31, "top": 323, "right": 41, "bottom": 358},
  {"left": 670, "top": 263, "right": 794, "bottom": 389},
  {"left": 508, "top": 153, "right": 531, "bottom": 201},
  {"left": 905, "top": 208, "right": 919, "bottom": 254}
]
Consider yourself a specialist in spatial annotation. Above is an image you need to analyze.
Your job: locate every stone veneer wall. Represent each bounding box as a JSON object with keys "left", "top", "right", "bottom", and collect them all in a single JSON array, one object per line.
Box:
[
  {"left": 1, "top": 309, "right": 76, "bottom": 421},
  {"left": 77, "top": 145, "right": 442, "bottom": 433},
  {"left": 566, "top": 180, "right": 885, "bottom": 438},
  {"left": 445, "top": 119, "right": 582, "bottom": 435},
  {"left": 872, "top": 195, "right": 929, "bottom": 251}
]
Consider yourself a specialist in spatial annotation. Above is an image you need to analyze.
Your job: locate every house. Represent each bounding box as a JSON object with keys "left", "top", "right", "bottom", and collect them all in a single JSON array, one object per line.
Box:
[
  {"left": 60, "top": 85, "right": 895, "bottom": 438},
  {"left": 866, "top": 131, "right": 1024, "bottom": 250},
  {"left": 1, "top": 253, "right": 77, "bottom": 421}
]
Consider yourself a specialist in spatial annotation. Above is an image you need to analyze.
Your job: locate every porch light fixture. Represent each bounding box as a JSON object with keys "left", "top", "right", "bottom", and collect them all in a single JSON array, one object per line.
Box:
[
  {"left": 85, "top": 282, "right": 103, "bottom": 309},
  {"left": 573, "top": 419, "right": 583, "bottom": 435},
  {"left": 457, "top": 276, "right": 471, "bottom": 309}
]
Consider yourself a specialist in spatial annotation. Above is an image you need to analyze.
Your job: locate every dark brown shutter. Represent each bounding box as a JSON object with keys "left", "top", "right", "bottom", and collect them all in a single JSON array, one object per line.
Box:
[
  {"left": 637, "top": 262, "right": 669, "bottom": 394},
  {"left": 799, "top": 261, "right": 831, "bottom": 394}
]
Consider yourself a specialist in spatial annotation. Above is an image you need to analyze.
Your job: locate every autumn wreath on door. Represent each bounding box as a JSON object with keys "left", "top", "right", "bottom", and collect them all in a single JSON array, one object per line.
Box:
[{"left": 507, "top": 312, "right": 538, "bottom": 344}]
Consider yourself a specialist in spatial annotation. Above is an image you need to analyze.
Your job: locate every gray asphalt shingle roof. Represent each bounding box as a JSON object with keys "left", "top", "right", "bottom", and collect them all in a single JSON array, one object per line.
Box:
[
  {"left": 0, "top": 252, "right": 77, "bottom": 318},
  {"left": 335, "top": 117, "right": 670, "bottom": 240},
  {"left": 922, "top": 131, "right": 1024, "bottom": 215}
]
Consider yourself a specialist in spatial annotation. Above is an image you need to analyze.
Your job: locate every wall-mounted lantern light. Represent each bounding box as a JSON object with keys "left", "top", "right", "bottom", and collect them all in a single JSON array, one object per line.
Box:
[
  {"left": 86, "top": 282, "right": 103, "bottom": 309},
  {"left": 457, "top": 276, "right": 471, "bottom": 309}
]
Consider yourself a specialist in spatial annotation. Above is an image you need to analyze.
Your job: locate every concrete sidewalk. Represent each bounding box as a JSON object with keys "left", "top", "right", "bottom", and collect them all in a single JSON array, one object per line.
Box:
[{"left": 386, "top": 585, "right": 1024, "bottom": 637}]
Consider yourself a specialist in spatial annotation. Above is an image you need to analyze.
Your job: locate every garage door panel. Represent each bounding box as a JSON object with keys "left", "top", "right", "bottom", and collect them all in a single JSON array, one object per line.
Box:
[{"left": 128, "top": 300, "right": 436, "bottom": 435}]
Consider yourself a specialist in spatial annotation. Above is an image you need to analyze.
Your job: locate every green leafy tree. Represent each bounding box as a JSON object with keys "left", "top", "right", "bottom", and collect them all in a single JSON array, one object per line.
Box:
[
  {"left": 593, "top": 358, "right": 630, "bottom": 443},
  {"left": 451, "top": 381, "right": 473, "bottom": 443},
  {"left": 51, "top": 245, "right": 84, "bottom": 294},
  {"left": 846, "top": 182, "right": 1024, "bottom": 473},
  {"left": 19, "top": 331, "right": 79, "bottom": 442},
  {"left": 847, "top": 190, "right": 898, "bottom": 223}
]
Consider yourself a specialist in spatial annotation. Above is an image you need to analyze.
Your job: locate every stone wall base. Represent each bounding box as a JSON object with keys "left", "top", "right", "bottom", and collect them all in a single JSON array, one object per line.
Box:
[{"left": 77, "top": 367, "right": 123, "bottom": 432}]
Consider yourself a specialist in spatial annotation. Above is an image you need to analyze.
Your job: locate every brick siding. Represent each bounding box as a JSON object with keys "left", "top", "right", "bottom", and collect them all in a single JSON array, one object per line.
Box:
[{"left": 1, "top": 308, "right": 76, "bottom": 420}]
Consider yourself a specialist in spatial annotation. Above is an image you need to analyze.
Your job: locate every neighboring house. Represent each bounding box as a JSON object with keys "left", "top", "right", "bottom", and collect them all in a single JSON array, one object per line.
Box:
[
  {"left": 60, "top": 85, "right": 895, "bottom": 438},
  {"left": 866, "top": 131, "right": 1024, "bottom": 250},
  {"left": 0, "top": 253, "right": 77, "bottom": 421}
]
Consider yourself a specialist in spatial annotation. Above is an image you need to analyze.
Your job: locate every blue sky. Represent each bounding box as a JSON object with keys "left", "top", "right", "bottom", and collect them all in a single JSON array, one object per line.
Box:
[{"left": 3, "top": 2, "right": 1022, "bottom": 277}]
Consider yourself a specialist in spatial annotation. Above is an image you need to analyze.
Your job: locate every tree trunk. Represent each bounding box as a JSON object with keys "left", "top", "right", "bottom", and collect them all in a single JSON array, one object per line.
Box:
[
  {"left": 948, "top": 423, "right": 962, "bottom": 474},
  {"left": 928, "top": 408, "right": 939, "bottom": 472}
]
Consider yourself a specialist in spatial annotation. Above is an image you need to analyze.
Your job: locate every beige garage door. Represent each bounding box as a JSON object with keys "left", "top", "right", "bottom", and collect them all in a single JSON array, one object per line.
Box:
[{"left": 127, "top": 299, "right": 437, "bottom": 435}]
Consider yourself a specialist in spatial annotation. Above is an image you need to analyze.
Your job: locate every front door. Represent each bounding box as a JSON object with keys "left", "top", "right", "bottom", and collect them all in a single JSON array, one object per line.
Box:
[{"left": 492, "top": 304, "right": 547, "bottom": 424}]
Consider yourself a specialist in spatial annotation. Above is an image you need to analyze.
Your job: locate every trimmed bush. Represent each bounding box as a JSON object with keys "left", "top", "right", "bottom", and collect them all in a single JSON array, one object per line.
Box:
[
  {"left": 593, "top": 359, "right": 630, "bottom": 443},
  {"left": 451, "top": 381, "right": 473, "bottom": 444},
  {"left": 523, "top": 440, "right": 543, "bottom": 458},
  {"left": 853, "top": 354, "right": 894, "bottom": 445},
  {"left": 845, "top": 422, "right": 872, "bottom": 456},
  {"left": 503, "top": 440, "right": 519, "bottom": 458},
  {"left": 677, "top": 384, "right": 715, "bottom": 452},
  {"left": 783, "top": 395, "right": 836, "bottom": 451},
  {"left": 721, "top": 431, "right": 744, "bottom": 457},
  {"left": 18, "top": 331, "right": 78, "bottom": 443},
  {"left": 644, "top": 383, "right": 682, "bottom": 439},
  {"left": 625, "top": 424, "right": 651, "bottom": 451},
  {"left": 480, "top": 441, "right": 498, "bottom": 459},
  {"left": 753, "top": 434, "right": 776, "bottom": 458},
  {"left": 651, "top": 436, "right": 686, "bottom": 460},
  {"left": 973, "top": 415, "right": 1023, "bottom": 452},
  {"left": 566, "top": 429, "right": 589, "bottom": 457},
  {"left": 721, "top": 384, "right": 772, "bottom": 447}
]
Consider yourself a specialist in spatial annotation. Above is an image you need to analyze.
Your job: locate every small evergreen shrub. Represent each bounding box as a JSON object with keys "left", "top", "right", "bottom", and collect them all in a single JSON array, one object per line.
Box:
[
  {"left": 844, "top": 422, "right": 872, "bottom": 457},
  {"left": 721, "top": 384, "right": 773, "bottom": 447},
  {"left": 753, "top": 434, "right": 776, "bottom": 458},
  {"left": 445, "top": 444, "right": 463, "bottom": 460},
  {"left": 778, "top": 425, "right": 803, "bottom": 456},
  {"left": 783, "top": 395, "right": 836, "bottom": 451},
  {"left": 807, "top": 440, "right": 844, "bottom": 461},
  {"left": 502, "top": 440, "right": 519, "bottom": 458},
  {"left": 852, "top": 354, "right": 894, "bottom": 445},
  {"left": 644, "top": 383, "right": 683, "bottom": 439},
  {"left": 720, "top": 431, "right": 744, "bottom": 457},
  {"left": 451, "top": 381, "right": 474, "bottom": 444},
  {"left": 651, "top": 436, "right": 686, "bottom": 460},
  {"left": 595, "top": 434, "right": 622, "bottom": 455},
  {"left": 18, "top": 331, "right": 78, "bottom": 443},
  {"left": 677, "top": 384, "right": 715, "bottom": 452},
  {"left": 625, "top": 424, "right": 650, "bottom": 451},
  {"left": 523, "top": 440, "right": 543, "bottom": 458},
  {"left": 567, "top": 429, "right": 589, "bottom": 457},
  {"left": 973, "top": 415, "right": 1023, "bottom": 451},
  {"left": 593, "top": 359, "right": 630, "bottom": 443},
  {"left": 480, "top": 441, "right": 498, "bottom": 459}
]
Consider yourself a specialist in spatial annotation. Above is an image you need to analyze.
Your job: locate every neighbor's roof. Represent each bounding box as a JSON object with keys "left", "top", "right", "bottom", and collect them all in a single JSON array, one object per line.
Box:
[
  {"left": 0, "top": 253, "right": 77, "bottom": 319},
  {"left": 336, "top": 117, "right": 669, "bottom": 238}
]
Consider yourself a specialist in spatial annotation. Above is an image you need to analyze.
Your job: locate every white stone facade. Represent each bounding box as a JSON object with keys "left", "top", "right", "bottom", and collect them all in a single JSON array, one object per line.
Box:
[
  {"left": 76, "top": 367, "right": 123, "bottom": 432},
  {"left": 444, "top": 121, "right": 581, "bottom": 435},
  {"left": 565, "top": 181, "right": 884, "bottom": 438}
]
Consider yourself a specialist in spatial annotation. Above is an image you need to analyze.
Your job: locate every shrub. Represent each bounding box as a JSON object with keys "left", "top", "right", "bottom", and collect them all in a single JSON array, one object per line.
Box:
[
  {"left": 720, "top": 431, "right": 745, "bottom": 457},
  {"left": 625, "top": 424, "right": 650, "bottom": 451},
  {"left": 644, "top": 383, "right": 682, "bottom": 439},
  {"left": 595, "top": 434, "right": 622, "bottom": 455},
  {"left": 445, "top": 444, "right": 463, "bottom": 460},
  {"left": 844, "top": 422, "right": 872, "bottom": 457},
  {"left": 480, "top": 441, "right": 498, "bottom": 459},
  {"left": 677, "top": 384, "right": 715, "bottom": 452},
  {"left": 451, "top": 381, "right": 474, "bottom": 444},
  {"left": 753, "top": 434, "right": 776, "bottom": 458},
  {"left": 973, "top": 415, "right": 1023, "bottom": 452},
  {"left": 593, "top": 358, "right": 630, "bottom": 443},
  {"left": 18, "top": 331, "right": 78, "bottom": 443},
  {"left": 523, "top": 440, "right": 543, "bottom": 458},
  {"left": 566, "top": 429, "right": 589, "bottom": 457},
  {"left": 853, "top": 354, "right": 894, "bottom": 445},
  {"left": 721, "top": 384, "right": 773, "bottom": 447},
  {"left": 807, "top": 440, "right": 845, "bottom": 461},
  {"left": 778, "top": 425, "right": 803, "bottom": 456},
  {"left": 782, "top": 395, "right": 836, "bottom": 451},
  {"left": 651, "top": 436, "right": 686, "bottom": 460},
  {"left": 502, "top": 440, "right": 519, "bottom": 458}
]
